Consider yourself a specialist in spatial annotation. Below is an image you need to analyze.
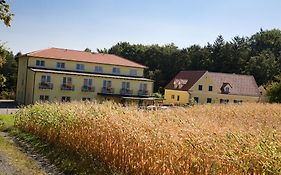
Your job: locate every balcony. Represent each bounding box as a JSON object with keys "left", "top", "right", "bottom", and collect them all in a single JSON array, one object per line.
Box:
[
  {"left": 61, "top": 84, "right": 75, "bottom": 91},
  {"left": 101, "top": 87, "right": 114, "bottom": 94},
  {"left": 120, "top": 88, "right": 133, "bottom": 95},
  {"left": 39, "top": 82, "right": 53, "bottom": 90},
  {"left": 81, "top": 85, "right": 95, "bottom": 92},
  {"left": 138, "top": 90, "right": 149, "bottom": 96}
]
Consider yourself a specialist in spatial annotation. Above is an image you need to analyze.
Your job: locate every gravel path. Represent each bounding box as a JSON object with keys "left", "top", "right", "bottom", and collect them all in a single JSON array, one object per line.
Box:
[{"left": 0, "top": 132, "right": 61, "bottom": 175}]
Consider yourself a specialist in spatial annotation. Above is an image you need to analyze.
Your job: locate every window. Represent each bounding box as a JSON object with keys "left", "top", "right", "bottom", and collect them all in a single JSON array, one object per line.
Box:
[
  {"left": 225, "top": 87, "right": 230, "bottom": 93},
  {"left": 94, "top": 66, "right": 103, "bottom": 73},
  {"left": 39, "top": 95, "right": 49, "bottom": 101},
  {"left": 56, "top": 62, "right": 65, "bottom": 69},
  {"left": 61, "top": 96, "right": 71, "bottom": 102},
  {"left": 177, "top": 95, "right": 180, "bottom": 101},
  {"left": 208, "top": 86, "right": 213, "bottom": 91},
  {"left": 84, "top": 78, "right": 93, "bottom": 86},
  {"left": 171, "top": 95, "right": 175, "bottom": 99},
  {"left": 112, "top": 67, "right": 120, "bottom": 74},
  {"left": 122, "top": 82, "right": 130, "bottom": 89},
  {"left": 76, "top": 64, "right": 85, "bottom": 71},
  {"left": 198, "top": 85, "right": 203, "bottom": 91},
  {"left": 194, "top": 97, "right": 199, "bottom": 103},
  {"left": 220, "top": 99, "right": 229, "bottom": 104},
  {"left": 41, "top": 75, "right": 51, "bottom": 83},
  {"left": 36, "top": 60, "right": 45, "bottom": 67},
  {"left": 129, "top": 69, "right": 137, "bottom": 76},
  {"left": 103, "top": 80, "right": 112, "bottom": 88},
  {"left": 234, "top": 100, "right": 242, "bottom": 104},
  {"left": 139, "top": 83, "right": 147, "bottom": 91},
  {"left": 63, "top": 77, "right": 72, "bottom": 84},
  {"left": 207, "top": 98, "right": 212, "bottom": 103},
  {"left": 82, "top": 97, "right": 91, "bottom": 101}
]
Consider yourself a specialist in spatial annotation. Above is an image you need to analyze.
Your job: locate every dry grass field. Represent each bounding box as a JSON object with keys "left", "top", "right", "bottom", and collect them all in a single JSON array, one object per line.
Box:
[{"left": 14, "top": 102, "right": 281, "bottom": 174}]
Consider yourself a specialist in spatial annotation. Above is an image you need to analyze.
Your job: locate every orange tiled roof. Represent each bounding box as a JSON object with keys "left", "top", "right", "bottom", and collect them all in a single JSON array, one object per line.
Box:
[{"left": 24, "top": 48, "right": 147, "bottom": 68}]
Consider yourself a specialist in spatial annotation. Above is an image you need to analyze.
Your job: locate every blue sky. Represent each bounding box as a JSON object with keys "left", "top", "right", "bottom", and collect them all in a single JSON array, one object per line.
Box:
[{"left": 1, "top": 0, "right": 281, "bottom": 53}]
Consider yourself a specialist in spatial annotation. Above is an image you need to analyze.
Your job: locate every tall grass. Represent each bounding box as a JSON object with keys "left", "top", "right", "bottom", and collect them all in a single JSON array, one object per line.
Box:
[{"left": 15, "top": 102, "right": 281, "bottom": 174}]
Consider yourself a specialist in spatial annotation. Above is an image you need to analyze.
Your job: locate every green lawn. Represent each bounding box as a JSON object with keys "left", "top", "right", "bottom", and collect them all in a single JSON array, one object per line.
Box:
[{"left": 0, "top": 114, "right": 15, "bottom": 131}]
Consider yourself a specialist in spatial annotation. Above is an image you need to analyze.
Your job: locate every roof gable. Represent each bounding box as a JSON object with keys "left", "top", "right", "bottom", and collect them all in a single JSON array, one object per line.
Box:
[
  {"left": 165, "top": 71, "right": 206, "bottom": 91},
  {"left": 23, "top": 48, "right": 147, "bottom": 68}
]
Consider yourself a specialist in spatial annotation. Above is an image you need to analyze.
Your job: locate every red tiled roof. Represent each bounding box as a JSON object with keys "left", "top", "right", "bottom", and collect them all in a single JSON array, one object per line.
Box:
[
  {"left": 165, "top": 71, "right": 207, "bottom": 91},
  {"left": 165, "top": 70, "right": 260, "bottom": 97},
  {"left": 24, "top": 48, "right": 147, "bottom": 68}
]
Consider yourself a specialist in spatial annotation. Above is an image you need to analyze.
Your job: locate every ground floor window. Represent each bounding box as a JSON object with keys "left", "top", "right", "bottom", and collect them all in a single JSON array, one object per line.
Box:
[
  {"left": 194, "top": 97, "right": 199, "bottom": 103},
  {"left": 177, "top": 95, "right": 180, "bottom": 101},
  {"left": 220, "top": 99, "right": 229, "bottom": 104},
  {"left": 39, "top": 95, "right": 49, "bottom": 101},
  {"left": 82, "top": 97, "right": 91, "bottom": 101},
  {"left": 234, "top": 100, "right": 242, "bottom": 104},
  {"left": 207, "top": 98, "right": 212, "bottom": 103},
  {"left": 61, "top": 96, "right": 71, "bottom": 102}
]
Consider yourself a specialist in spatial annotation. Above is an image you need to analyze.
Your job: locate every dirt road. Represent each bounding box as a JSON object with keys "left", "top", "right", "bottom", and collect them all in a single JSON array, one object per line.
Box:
[{"left": 0, "top": 132, "right": 60, "bottom": 175}]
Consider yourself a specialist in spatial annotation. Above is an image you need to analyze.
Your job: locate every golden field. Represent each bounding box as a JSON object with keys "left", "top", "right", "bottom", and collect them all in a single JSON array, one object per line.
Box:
[{"left": 15, "top": 102, "right": 281, "bottom": 174}]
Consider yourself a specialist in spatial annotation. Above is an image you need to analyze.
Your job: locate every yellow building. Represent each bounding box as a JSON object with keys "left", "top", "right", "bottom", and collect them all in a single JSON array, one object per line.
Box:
[
  {"left": 164, "top": 71, "right": 261, "bottom": 105},
  {"left": 16, "top": 48, "right": 154, "bottom": 105}
]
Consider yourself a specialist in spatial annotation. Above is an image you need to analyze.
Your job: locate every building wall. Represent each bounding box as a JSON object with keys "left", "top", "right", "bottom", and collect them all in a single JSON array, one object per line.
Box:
[
  {"left": 32, "top": 71, "right": 153, "bottom": 103},
  {"left": 16, "top": 56, "right": 28, "bottom": 104},
  {"left": 164, "top": 89, "right": 189, "bottom": 105},
  {"left": 25, "top": 69, "right": 35, "bottom": 104},
  {"left": 28, "top": 57, "right": 144, "bottom": 77}
]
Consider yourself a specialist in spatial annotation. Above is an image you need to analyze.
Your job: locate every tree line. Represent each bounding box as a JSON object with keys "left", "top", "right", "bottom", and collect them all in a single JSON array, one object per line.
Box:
[{"left": 96, "top": 29, "right": 281, "bottom": 101}]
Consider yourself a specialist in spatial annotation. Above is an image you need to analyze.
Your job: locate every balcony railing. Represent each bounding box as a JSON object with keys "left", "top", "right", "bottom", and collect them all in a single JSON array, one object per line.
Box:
[
  {"left": 39, "top": 82, "right": 53, "bottom": 90},
  {"left": 81, "top": 85, "right": 95, "bottom": 92},
  {"left": 138, "top": 90, "right": 149, "bottom": 96},
  {"left": 120, "top": 88, "right": 133, "bottom": 95},
  {"left": 101, "top": 87, "right": 114, "bottom": 94},
  {"left": 61, "top": 84, "right": 75, "bottom": 91}
]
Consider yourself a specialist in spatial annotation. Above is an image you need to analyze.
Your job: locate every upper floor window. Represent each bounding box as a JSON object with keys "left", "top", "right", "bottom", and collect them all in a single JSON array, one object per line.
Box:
[
  {"left": 76, "top": 64, "right": 85, "bottom": 71},
  {"left": 122, "top": 82, "right": 130, "bottom": 89},
  {"left": 139, "top": 83, "right": 147, "bottom": 91},
  {"left": 198, "top": 85, "right": 203, "bottom": 91},
  {"left": 56, "top": 62, "right": 65, "bottom": 69},
  {"left": 208, "top": 86, "right": 213, "bottom": 91},
  {"left": 129, "top": 69, "right": 137, "bottom": 76},
  {"left": 36, "top": 60, "right": 45, "bottom": 67},
  {"left": 41, "top": 75, "right": 51, "bottom": 83},
  {"left": 84, "top": 78, "right": 93, "bottom": 86},
  {"left": 103, "top": 80, "right": 112, "bottom": 88},
  {"left": 112, "top": 67, "right": 120, "bottom": 74},
  {"left": 63, "top": 77, "right": 72, "bottom": 84},
  {"left": 94, "top": 66, "right": 103, "bottom": 73}
]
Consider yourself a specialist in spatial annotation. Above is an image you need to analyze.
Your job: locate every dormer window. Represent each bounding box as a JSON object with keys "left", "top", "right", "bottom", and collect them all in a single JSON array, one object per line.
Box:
[
  {"left": 220, "top": 83, "right": 232, "bottom": 94},
  {"left": 173, "top": 79, "right": 188, "bottom": 89}
]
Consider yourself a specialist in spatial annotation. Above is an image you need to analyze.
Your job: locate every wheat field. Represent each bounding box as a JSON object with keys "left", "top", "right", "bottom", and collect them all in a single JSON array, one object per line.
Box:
[{"left": 15, "top": 102, "right": 281, "bottom": 174}]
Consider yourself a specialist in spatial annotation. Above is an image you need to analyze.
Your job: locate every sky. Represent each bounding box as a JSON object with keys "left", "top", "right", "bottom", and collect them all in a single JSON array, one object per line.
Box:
[{"left": 1, "top": 0, "right": 281, "bottom": 54}]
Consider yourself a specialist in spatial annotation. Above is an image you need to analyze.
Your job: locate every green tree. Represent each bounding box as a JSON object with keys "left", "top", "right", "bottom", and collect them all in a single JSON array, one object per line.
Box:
[
  {"left": 0, "top": 0, "right": 13, "bottom": 27},
  {"left": 245, "top": 50, "right": 278, "bottom": 85},
  {"left": 266, "top": 75, "right": 281, "bottom": 103}
]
